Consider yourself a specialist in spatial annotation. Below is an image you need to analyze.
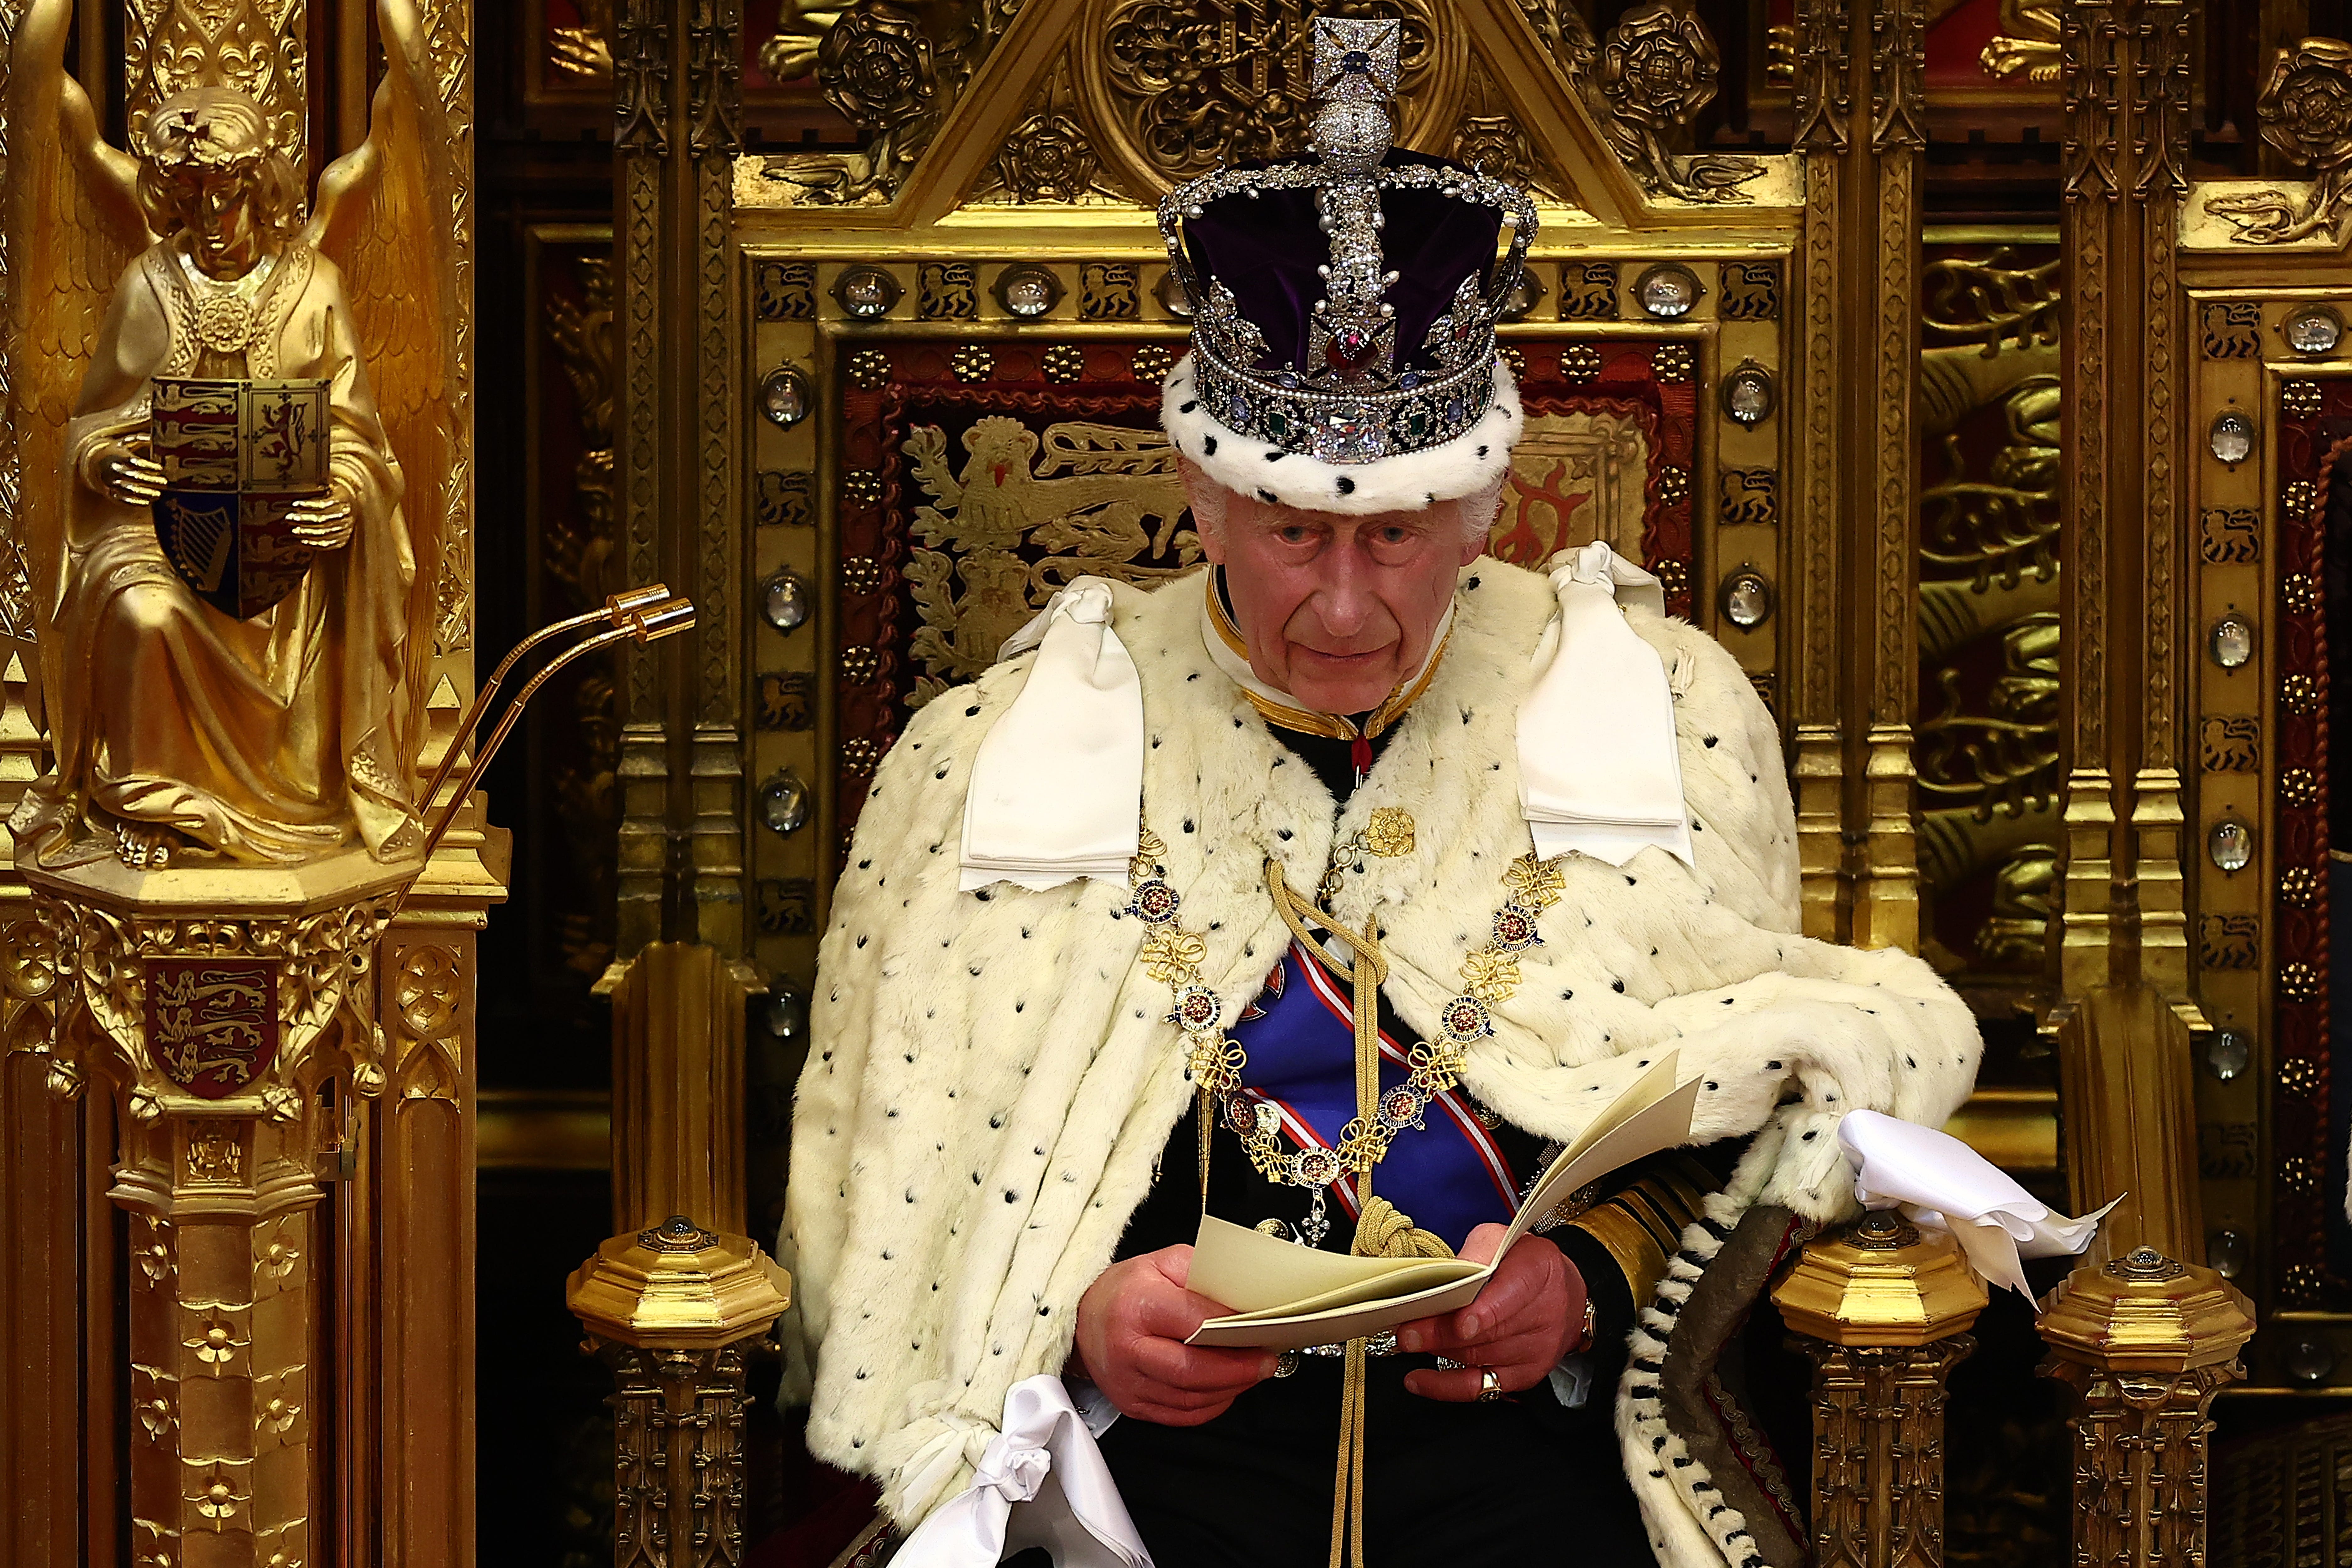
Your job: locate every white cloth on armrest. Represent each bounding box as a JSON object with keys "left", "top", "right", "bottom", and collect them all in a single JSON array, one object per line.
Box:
[
  {"left": 891, "top": 1375, "right": 1153, "bottom": 1568},
  {"left": 958, "top": 580, "right": 1142, "bottom": 892},
  {"left": 1838, "top": 1108, "right": 2115, "bottom": 1302},
  {"left": 1518, "top": 544, "right": 1694, "bottom": 868}
]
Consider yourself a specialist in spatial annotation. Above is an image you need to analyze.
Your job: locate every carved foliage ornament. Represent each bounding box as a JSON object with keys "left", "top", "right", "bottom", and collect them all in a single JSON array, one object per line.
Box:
[{"left": 2206, "top": 38, "right": 2352, "bottom": 244}]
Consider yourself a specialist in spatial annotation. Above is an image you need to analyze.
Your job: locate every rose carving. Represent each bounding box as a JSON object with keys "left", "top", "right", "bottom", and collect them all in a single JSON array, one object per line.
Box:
[
  {"left": 1602, "top": 1, "right": 1720, "bottom": 134},
  {"left": 2260, "top": 39, "right": 2352, "bottom": 168},
  {"left": 2208, "top": 37, "right": 2352, "bottom": 243},
  {"left": 769, "top": 0, "right": 969, "bottom": 206},
  {"left": 995, "top": 113, "right": 1100, "bottom": 203},
  {"left": 818, "top": 0, "right": 937, "bottom": 133},
  {"left": 1450, "top": 115, "right": 1533, "bottom": 189}
]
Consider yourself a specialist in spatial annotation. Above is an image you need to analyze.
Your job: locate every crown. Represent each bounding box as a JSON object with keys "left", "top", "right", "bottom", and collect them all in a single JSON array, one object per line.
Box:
[{"left": 1156, "top": 17, "right": 1538, "bottom": 471}]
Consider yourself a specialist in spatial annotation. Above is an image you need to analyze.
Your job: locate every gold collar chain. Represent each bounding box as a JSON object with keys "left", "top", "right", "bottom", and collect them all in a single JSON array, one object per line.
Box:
[{"left": 1126, "top": 819, "right": 1573, "bottom": 1226}]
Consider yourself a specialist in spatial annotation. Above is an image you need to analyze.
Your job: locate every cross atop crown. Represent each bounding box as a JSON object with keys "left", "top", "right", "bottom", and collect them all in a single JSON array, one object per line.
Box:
[{"left": 1310, "top": 16, "right": 1402, "bottom": 106}]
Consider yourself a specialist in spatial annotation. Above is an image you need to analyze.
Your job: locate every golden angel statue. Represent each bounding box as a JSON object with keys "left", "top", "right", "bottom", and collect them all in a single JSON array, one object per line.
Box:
[{"left": 2, "top": 0, "right": 462, "bottom": 872}]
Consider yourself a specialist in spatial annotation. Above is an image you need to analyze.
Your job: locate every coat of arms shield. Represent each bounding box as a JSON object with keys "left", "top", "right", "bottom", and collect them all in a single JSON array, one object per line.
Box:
[{"left": 149, "top": 377, "right": 330, "bottom": 619}]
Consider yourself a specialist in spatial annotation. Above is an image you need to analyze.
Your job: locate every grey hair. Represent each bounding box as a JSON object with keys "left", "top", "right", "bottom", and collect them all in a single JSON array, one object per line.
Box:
[{"left": 1455, "top": 475, "right": 1508, "bottom": 544}]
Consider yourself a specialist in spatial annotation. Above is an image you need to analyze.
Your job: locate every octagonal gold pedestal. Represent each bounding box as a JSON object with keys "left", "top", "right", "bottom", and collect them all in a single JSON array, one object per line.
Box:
[
  {"left": 2037, "top": 1247, "right": 2254, "bottom": 1568},
  {"left": 1773, "top": 1211, "right": 1988, "bottom": 1568},
  {"left": 569, "top": 1216, "right": 793, "bottom": 1566}
]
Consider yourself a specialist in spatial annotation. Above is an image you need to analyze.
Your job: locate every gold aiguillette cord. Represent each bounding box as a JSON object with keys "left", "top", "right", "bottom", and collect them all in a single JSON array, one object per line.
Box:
[{"left": 1264, "top": 857, "right": 1394, "bottom": 1568}]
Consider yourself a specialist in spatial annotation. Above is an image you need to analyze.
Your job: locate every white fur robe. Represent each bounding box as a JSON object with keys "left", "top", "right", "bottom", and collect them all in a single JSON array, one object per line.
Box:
[{"left": 778, "top": 559, "right": 1980, "bottom": 1566}]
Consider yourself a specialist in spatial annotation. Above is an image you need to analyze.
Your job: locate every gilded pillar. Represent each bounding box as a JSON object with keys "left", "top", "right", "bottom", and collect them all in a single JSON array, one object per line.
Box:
[
  {"left": 116, "top": 1106, "right": 323, "bottom": 1567},
  {"left": 32, "top": 857, "right": 407, "bottom": 1566},
  {"left": 1791, "top": 0, "right": 1852, "bottom": 943},
  {"left": 613, "top": 0, "right": 747, "bottom": 958},
  {"left": 685, "top": 1, "right": 747, "bottom": 959},
  {"left": 2123, "top": 0, "right": 2194, "bottom": 1000},
  {"left": 0, "top": 901, "right": 92, "bottom": 1565},
  {"left": 614, "top": 0, "right": 674, "bottom": 955},
  {"left": 1793, "top": 0, "right": 1924, "bottom": 951},
  {"left": 2037, "top": 1247, "right": 2254, "bottom": 1568},
  {"left": 1854, "top": 0, "right": 1926, "bottom": 954},
  {"left": 599, "top": 29, "right": 757, "bottom": 1528},
  {"left": 1772, "top": 1211, "right": 1987, "bottom": 1568},
  {"left": 603, "top": 940, "right": 761, "bottom": 1234},
  {"left": 2055, "top": 0, "right": 2198, "bottom": 998},
  {"left": 568, "top": 1217, "right": 791, "bottom": 1568},
  {"left": 374, "top": 891, "right": 495, "bottom": 1566},
  {"left": 583, "top": 946, "right": 773, "bottom": 1560},
  {"left": 2051, "top": 985, "right": 2200, "bottom": 1258}
]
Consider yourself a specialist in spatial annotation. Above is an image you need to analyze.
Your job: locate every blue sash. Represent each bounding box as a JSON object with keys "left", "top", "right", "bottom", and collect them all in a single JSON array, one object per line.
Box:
[{"left": 1227, "top": 940, "right": 1519, "bottom": 1251}]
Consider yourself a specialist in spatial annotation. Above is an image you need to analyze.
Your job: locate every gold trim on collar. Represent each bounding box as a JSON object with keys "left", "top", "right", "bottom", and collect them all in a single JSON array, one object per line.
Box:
[{"left": 1205, "top": 572, "right": 1449, "bottom": 742}]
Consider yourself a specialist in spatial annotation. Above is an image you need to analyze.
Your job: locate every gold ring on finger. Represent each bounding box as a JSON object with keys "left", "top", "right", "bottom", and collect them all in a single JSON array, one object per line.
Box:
[{"left": 1477, "top": 1367, "right": 1503, "bottom": 1402}]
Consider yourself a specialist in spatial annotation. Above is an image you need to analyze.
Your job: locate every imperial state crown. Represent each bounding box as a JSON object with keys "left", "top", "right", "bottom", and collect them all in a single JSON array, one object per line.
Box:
[{"left": 1157, "top": 16, "right": 1538, "bottom": 515}]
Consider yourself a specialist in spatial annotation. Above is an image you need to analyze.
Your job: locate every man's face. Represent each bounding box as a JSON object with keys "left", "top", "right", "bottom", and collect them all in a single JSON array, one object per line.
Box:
[
  {"left": 1189, "top": 465, "right": 1489, "bottom": 715},
  {"left": 178, "top": 165, "right": 267, "bottom": 279}
]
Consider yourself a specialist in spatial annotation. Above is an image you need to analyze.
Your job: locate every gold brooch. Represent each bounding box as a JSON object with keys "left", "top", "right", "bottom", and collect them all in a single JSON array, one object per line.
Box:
[
  {"left": 1317, "top": 806, "right": 1417, "bottom": 903},
  {"left": 1364, "top": 806, "right": 1416, "bottom": 857}
]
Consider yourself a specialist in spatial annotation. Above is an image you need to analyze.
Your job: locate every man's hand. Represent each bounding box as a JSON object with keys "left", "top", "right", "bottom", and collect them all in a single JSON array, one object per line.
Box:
[
  {"left": 90, "top": 440, "right": 165, "bottom": 506},
  {"left": 287, "top": 485, "right": 357, "bottom": 550},
  {"left": 1395, "top": 1223, "right": 1586, "bottom": 1401},
  {"left": 1073, "top": 1245, "right": 1280, "bottom": 1426}
]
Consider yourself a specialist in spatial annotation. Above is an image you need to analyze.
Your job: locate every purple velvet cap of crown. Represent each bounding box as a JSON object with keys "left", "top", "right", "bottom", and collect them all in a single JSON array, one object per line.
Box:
[{"left": 1181, "top": 149, "right": 1505, "bottom": 378}]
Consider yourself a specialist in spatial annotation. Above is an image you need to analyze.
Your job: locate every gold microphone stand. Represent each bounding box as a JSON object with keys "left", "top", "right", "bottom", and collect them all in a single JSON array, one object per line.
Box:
[{"left": 395, "top": 588, "right": 697, "bottom": 916}]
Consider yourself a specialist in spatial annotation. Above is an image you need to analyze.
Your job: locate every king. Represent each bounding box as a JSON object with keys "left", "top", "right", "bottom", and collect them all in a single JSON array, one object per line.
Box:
[{"left": 780, "top": 20, "right": 1982, "bottom": 1567}]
